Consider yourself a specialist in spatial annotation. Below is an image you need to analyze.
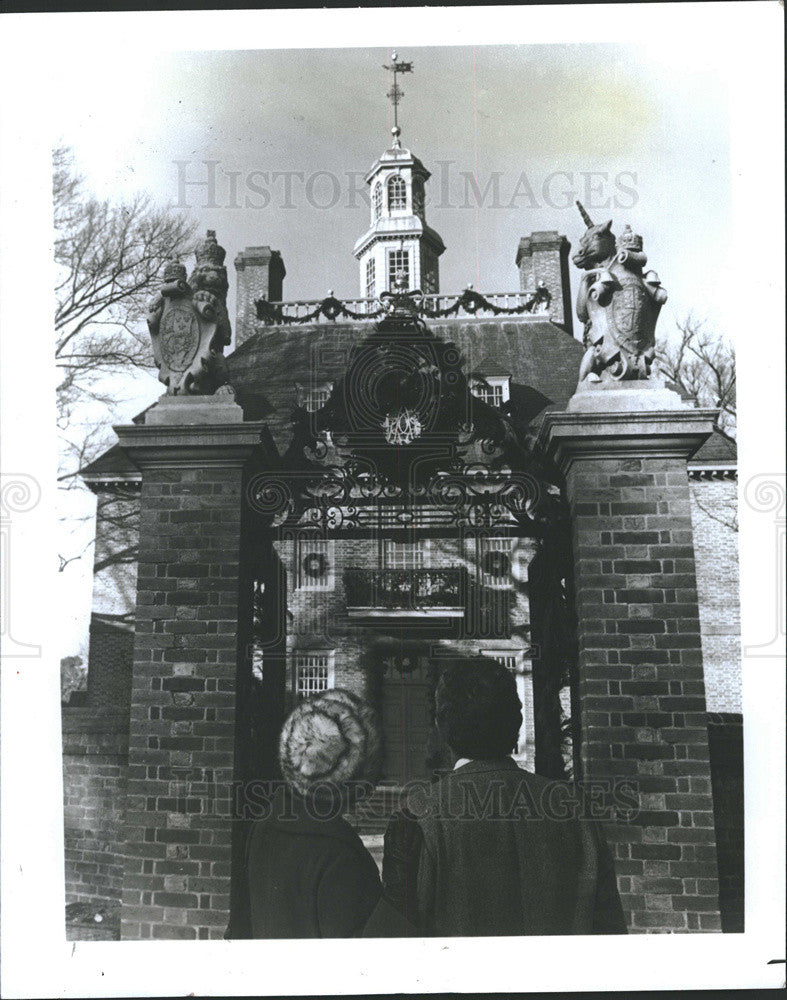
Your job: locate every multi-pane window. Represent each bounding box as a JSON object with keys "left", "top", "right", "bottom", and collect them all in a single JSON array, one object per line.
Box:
[
  {"left": 412, "top": 177, "right": 425, "bottom": 218},
  {"left": 383, "top": 538, "right": 428, "bottom": 569},
  {"left": 422, "top": 266, "right": 438, "bottom": 295},
  {"left": 480, "top": 537, "right": 514, "bottom": 588},
  {"left": 304, "top": 386, "right": 331, "bottom": 412},
  {"left": 473, "top": 381, "right": 505, "bottom": 407},
  {"left": 372, "top": 182, "right": 383, "bottom": 220},
  {"left": 365, "top": 258, "right": 376, "bottom": 301},
  {"left": 296, "top": 538, "right": 334, "bottom": 590},
  {"left": 472, "top": 376, "right": 510, "bottom": 408},
  {"left": 294, "top": 653, "right": 331, "bottom": 700},
  {"left": 387, "top": 248, "right": 410, "bottom": 290},
  {"left": 480, "top": 648, "right": 524, "bottom": 676},
  {"left": 387, "top": 174, "right": 406, "bottom": 210}
]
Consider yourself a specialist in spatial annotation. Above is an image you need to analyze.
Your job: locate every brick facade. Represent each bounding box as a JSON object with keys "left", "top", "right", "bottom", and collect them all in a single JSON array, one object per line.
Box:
[
  {"left": 266, "top": 533, "right": 538, "bottom": 773},
  {"left": 85, "top": 616, "right": 134, "bottom": 707},
  {"left": 690, "top": 474, "right": 741, "bottom": 712},
  {"left": 542, "top": 408, "right": 723, "bottom": 932}
]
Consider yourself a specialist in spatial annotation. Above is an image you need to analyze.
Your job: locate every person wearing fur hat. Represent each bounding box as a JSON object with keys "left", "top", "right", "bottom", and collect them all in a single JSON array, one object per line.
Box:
[{"left": 231, "top": 688, "right": 406, "bottom": 938}]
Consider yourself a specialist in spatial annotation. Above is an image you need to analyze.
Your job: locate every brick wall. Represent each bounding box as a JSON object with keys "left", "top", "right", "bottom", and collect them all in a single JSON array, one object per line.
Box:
[
  {"left": 87, "top": 616, "right": 134, "bottom": 708},
  {"left": 62, "top": 711, "right": 128, "bottom": 940},
  {"left": 120, "top": 459, "right": 251, "bottom": 941},
  {"left": 562, "top": 452, "right": 722, "bottom": 932},
  {"left": 62, "top": 486, "right": 138, "bottom": 940},
  {"left": 690, "top": 475, "right": 741, "bottom": 713},
  {"left": 62, "top": 615, "right": 134, "bottom": 941}
]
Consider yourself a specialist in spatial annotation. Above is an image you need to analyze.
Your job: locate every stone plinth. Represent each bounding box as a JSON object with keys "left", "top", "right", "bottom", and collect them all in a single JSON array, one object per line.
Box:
[
  {"left": 540, "top": 396, "right": 723, "bottom": 932},
  {"left": 114, "top": 418, "right": 266, "bottom": 940},
  {"left": 145, "top": 391, "right": 244, "bottom": 426},
  {"left": 566, "top": 379, "right": 689, "bottom": 414}
]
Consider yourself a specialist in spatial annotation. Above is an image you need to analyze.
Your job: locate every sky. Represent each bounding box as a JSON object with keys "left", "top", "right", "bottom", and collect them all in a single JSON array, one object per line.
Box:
[
  {"left": 52, "top": 41, "right": 733, "bottom": 662},
  {"left": 56, "top": 42, "right": 731, "bottom": 333}
]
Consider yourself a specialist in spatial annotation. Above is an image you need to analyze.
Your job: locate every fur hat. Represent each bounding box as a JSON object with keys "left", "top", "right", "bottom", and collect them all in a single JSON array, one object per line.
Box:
[{"left": 278, "top": 688, "right": 382, "bottom": 797}]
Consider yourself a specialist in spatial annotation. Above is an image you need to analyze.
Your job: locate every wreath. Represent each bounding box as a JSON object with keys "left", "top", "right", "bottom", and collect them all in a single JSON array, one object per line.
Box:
[
  {"left": 302, "top": 552, "right": 329, "bottom": 579},
  {"left": 482, "top": 549, "right": 510, "bottom": 580}
]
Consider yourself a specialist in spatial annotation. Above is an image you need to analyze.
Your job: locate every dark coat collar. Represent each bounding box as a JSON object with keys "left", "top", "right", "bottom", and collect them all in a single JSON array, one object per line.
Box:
[{"left": 265, "top": 784, "right": 366, "bottom": 850}]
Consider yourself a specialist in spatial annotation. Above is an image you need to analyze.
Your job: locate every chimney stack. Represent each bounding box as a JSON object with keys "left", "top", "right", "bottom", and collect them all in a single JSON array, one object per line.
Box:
[
  {"left": 234, "top": 246, "right": 285, "bottom": 348},
  {"left": 516, "top": 232, "right": 573, "bottom": 336}
]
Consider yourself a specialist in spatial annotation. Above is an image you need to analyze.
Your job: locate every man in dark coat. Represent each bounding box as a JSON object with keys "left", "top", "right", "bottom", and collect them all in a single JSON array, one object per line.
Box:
[{"left": 382, "top": 659, "right": 627, "bottom": 936}]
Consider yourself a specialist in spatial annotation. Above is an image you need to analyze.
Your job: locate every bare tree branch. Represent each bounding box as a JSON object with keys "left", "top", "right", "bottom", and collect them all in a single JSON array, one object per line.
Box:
[
  {"left": 54, "top": 144, "right": 196, "bottom": 571},
  {"left": 656, "top": 314, "right": 736, "bottom": 438},
  {"left": 690, "top": 482, "right": 739, "bottom": 533}
]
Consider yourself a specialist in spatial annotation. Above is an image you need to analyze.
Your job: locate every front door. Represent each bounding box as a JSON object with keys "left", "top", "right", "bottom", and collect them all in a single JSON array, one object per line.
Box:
[{"left": 380, "top": 654, "right": 432, "bottom": 785}]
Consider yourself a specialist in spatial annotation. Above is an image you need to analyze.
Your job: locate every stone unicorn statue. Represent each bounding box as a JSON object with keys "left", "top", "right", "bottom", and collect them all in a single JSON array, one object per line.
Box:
[{"left": 572, "top": 202, "right": 668, "bottom": 386}]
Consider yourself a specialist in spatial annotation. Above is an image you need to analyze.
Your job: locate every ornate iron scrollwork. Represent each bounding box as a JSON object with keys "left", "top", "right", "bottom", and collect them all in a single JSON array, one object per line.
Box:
[{"left": 246, "top": 306, "right": 564, "bottom": 534}]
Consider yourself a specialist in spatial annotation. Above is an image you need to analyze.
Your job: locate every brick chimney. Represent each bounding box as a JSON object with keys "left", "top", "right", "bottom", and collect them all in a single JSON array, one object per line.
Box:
[
  {"left": 234, "top": 246, "right": 285, "bottom": 348},
  {"left": 516, "top": 231, "right": 572, "bottom": 336}
]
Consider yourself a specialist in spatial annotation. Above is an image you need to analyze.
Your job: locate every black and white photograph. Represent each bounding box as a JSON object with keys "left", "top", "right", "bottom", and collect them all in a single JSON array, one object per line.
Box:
[{"left": 0, "top": 4, "right": 784, "bottom": 996}]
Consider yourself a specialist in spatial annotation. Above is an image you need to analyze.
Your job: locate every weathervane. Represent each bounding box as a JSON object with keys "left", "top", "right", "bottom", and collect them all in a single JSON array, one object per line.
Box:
[{"left": 383, "top": 50, "right": 413, "bottom": 145}]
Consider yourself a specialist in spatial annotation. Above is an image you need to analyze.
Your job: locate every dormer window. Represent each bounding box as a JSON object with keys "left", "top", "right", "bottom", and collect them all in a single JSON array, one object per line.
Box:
[
  {"left": 302, "top": 383, "right": 333, "bottom": 412},
  {"left": 387, "top": 174, "right": 406, "bottom": 210},
  {"left": 471, "top": 374, "right": 511, "bottom": 407},
  {"left": 372, "top": 182, "right": 383, "bottom": 221}
]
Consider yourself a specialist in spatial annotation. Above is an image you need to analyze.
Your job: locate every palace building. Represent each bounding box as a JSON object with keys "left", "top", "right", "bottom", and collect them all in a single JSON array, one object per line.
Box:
[{"left": 63, "top": 57, "right": 742, "bottom": 941}]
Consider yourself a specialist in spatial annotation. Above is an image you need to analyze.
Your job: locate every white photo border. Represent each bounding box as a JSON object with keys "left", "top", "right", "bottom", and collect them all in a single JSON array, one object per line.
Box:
[{"left": 1, "top": 4, "right": 784, "bottom": 996}]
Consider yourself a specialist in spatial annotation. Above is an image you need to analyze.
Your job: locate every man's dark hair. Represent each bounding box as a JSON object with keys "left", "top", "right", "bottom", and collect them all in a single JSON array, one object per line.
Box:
[{"left": 435, "top": 658, "right": 522, "bottom": 759}]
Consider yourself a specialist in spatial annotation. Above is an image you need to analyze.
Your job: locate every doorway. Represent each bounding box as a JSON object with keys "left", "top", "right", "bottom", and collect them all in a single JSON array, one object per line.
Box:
[{"left": 380, "top": 653, "right": 433, "bottom": 785}]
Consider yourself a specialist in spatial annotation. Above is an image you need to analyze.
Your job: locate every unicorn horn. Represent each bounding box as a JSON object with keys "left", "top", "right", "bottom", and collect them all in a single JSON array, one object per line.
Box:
[{"left": 575, "top": 201, "right": 595, "bottom": 228}]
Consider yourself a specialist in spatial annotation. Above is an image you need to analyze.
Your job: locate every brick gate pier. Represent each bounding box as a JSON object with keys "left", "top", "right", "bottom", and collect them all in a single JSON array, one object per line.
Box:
[{"left": 541, "top": 386, "right": 723, "bottom": 931}]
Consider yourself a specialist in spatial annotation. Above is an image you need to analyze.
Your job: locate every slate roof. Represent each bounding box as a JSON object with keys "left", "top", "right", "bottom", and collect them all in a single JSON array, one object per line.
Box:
[
  {"left": 80, "top": 442, "right": 140, "bottom": 486},
  {"left": 472, "top": 358, "right": 513, "bottom": 379},
  {"left": 78, "top": 404, "right": 155, "bottom": 487},
  {"left": 225, "top": 316, "right": 585, "bottom": 454},
  {"left": 79, "top": 315, "right": 736, "bottom": 484},
  {"left": 689, "top": 428, "right": 737, "bottom": 467}
]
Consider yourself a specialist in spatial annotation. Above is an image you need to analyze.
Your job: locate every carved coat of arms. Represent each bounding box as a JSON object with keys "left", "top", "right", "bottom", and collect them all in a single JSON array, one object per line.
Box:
[
  {"left": 146, "top": 231, "right": 232, "bottom": 395},
  {"left": 572, "top": 204, "right": 668, "bottom": 384}
]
